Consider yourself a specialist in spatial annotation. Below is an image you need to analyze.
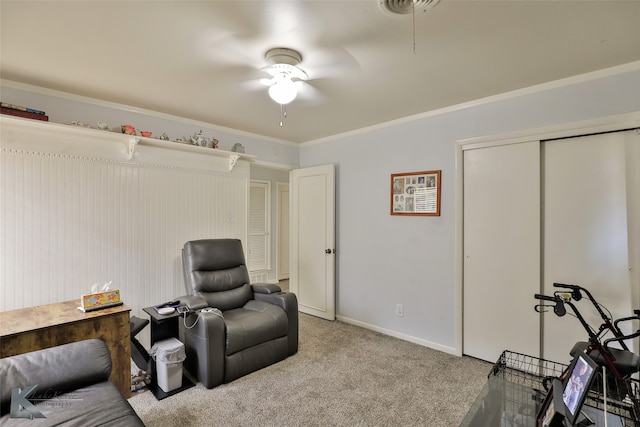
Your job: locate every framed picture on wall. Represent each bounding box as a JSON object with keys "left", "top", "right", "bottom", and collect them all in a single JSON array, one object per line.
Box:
[{"left": 390, "top": 170, "right": 441, "bottom": 216}]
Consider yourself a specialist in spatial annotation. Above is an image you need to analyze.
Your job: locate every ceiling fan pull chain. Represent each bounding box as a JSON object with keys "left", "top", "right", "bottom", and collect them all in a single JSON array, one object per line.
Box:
[
  {"left": 412, "top": 0, "right": 416, "bottom": 54},
  {"left": 279, "top": 104, "right": 286, "bottom": 127}
]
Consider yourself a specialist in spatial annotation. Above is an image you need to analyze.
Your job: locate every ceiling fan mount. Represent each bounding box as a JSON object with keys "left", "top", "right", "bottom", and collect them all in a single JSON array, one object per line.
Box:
[
  {"left": 265, "top": 47, "right": 303, "bottom": 67},
  {"left": 379, "top": 0, "right": 440, "bottom": 15},
  {"left": 262, "top": 47, "right": 308, "bottom": 81}
]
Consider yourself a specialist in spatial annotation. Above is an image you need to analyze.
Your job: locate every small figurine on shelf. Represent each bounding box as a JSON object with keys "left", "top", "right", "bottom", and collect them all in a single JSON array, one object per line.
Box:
[
  {"left": 140, "top": 131, "right": 152, "bottom": 138},
  {"left": 121, "top": 124, "right": 136, "bottom": 135},
  {"left": 159, "top": 133, "right": 170, "bottom": 141},
  {"left": 69, "top": 121, "right": 90, "bottom": 128},
  {"left": 97, "top": 122, "right": 109, "bottom": 131},
  {"left": 211, "top": 138, "right": 219, "bottom": 149},
  {"left": 231, "top": 143, "right": 245, "bottom": 153},
  {"left": 190, "top": 130, "right": 205, "bottom": 147}
]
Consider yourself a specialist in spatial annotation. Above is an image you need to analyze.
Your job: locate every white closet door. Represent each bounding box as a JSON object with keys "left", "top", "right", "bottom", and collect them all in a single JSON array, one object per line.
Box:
[
  {"left": 463, "top": 141, "right": 541, "bottom": 362},
  {"left": 625, "top": 130, "right": 640, "bottom": 357},
  {"left": 543, "top": 131, "right": 638, "bottom": 363}
]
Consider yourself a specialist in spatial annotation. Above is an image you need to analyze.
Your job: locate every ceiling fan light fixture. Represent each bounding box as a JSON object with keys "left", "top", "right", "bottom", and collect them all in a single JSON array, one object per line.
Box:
[
  {"left": 262, "top": 47, "right": 307, "bottom": 106},
  {"left": 268, "top": 78, "right": 298, "bottom": 105}
]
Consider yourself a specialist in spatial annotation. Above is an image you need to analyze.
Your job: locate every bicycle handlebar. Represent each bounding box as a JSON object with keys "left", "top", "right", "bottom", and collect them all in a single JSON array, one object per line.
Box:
[
  {"left": 534, "top": 294, "right": 566, "bottom": 316},
  {"left": 551, "top": 282, "right": 624, "bottom": 336},
  {"left": 553, "top": 283, "right": 579, "bottom": 290},
  {"left": 553, "top": 283, "right": 583, "bottom": 301},
  {"left": 536, "top": 287, "right": 632, "bottom": 346},
  {"left": 534, "top": 293, "right": 557, "bottom": 302}
]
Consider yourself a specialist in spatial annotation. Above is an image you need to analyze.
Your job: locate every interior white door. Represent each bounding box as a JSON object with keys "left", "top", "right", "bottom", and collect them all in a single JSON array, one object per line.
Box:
[
  {"left": 277, "top": 182, "right": 290, "bottom": 280},
  {"left": 463, "top": 141, "right": 541, "bottom": 362},
  {"left": 290, "top": 164, "right": 335, "bottom": 320},
  {"left": 542, "top": 130, "right": 638, "bottom": 363}
]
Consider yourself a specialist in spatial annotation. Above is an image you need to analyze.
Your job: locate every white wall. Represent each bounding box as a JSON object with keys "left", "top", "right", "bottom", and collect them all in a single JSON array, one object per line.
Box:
[
  {"left": 300, "top": 64, "right": 640, "bottom": 354},
  {"left": 2, "top": 64, "right": 639, "bottom": 356}
]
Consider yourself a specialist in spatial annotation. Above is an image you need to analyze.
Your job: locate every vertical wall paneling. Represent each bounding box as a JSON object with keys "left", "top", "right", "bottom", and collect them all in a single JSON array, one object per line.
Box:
[{"left": 1, "top": 138, "right": 250, "bottom": 350}]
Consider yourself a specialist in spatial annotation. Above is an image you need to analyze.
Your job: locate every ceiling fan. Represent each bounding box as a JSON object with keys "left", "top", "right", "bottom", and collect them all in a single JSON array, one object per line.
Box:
[
  {"left": 202, "top": 2, "right": 440, "bottom": 127},
  {"left": 258, "top": 47, "right": 315, "bottom": 127},
  {"left": 259, "top": 47, "right": 308, "bottom": 106}
]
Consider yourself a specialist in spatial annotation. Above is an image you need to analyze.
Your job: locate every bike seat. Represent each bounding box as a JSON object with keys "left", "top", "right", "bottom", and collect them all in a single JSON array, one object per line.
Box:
[{"left": 571, "top": 341, "right": 640, "bottom": 377}]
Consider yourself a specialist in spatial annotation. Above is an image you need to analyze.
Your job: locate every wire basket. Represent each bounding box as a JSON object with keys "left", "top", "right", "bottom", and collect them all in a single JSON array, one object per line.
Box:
[{"left": 490, "top": 350, "right": 640, "bottom": 426}]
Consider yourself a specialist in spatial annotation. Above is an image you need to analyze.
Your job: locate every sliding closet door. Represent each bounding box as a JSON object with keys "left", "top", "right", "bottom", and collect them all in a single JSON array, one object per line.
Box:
[
  {"left": 626, "top": 130, "right": 640, "bottom": 357},
  {"left": 543, "top": 130, "right": 639, "bottom": 363},
  {"left": 463, "top": 141, "right": 540, "bottom": 362}
]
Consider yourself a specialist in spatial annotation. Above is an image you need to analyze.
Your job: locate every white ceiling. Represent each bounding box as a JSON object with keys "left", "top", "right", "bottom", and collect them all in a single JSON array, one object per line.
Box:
[{"left": 2, "top": 1, "right": 640, "bottom": 144}]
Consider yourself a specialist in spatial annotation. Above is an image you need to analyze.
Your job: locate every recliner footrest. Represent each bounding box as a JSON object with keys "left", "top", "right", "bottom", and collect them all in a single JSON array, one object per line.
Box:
[
  {"left": 130, "top": 315, "right": 150, "bottom": 370},
  {"left": 130, "top": 316, "right": 149, "bottom": 337}
]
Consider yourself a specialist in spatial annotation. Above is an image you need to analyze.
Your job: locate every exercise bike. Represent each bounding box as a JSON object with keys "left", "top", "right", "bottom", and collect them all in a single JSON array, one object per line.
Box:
[{"left": 534, "top": 283, "right": 640, "bottom": 421}]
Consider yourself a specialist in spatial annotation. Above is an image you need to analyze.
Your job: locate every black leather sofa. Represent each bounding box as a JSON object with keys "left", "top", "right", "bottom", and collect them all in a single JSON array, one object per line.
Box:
[{"left": 0, "top": 339, "right": 144, "bottom": 426}]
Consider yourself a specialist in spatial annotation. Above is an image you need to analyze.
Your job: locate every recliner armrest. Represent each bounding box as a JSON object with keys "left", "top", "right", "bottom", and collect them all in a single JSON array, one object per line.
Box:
[
  {"left": 254, "top": 291, "right": 299, "bottom": 356},
  {"left": 252, "top": 284, "right": 282, "bottom": 294},
  {"left": 177, "top": 294, "right": 208, "bottom": 310},
  {"left": 179, "top": 310, "right": 226, "bottom": 388}
]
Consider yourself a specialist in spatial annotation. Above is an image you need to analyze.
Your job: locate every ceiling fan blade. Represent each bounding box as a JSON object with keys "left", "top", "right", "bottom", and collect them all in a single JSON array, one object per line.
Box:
[
  {"left": 259, "top": 77, "right": 275, "bottom": 87},
  {"left": 300, "top": 46, "right": 361, "bottom": 80},
  {"left": 202, "top": 33, "right": 266, "bottom": 69},
  {"left": 295, "top": 81, "right": 328, "bottom": 105},
  {"left": 240, "top": 79, "right": 270, "bottom": 93}
]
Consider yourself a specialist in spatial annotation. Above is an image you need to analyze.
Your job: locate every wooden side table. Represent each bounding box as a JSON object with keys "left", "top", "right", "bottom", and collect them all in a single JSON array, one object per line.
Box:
[{"left": 0, "top": 300, "right": 132, "bottom": 398}]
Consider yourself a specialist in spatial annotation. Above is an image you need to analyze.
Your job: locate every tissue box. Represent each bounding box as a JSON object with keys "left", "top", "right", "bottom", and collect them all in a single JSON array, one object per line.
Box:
[{"left": 80, "top": 289, "right": 123, "bottom": 312}]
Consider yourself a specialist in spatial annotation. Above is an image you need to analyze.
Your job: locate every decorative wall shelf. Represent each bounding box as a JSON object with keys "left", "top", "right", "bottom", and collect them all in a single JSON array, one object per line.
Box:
[
  {"left": 0, "top": 115, "right": 255, "bottom": 171},
  {"left": 135, "top": 135, "right": 254, "bottom": 171}
]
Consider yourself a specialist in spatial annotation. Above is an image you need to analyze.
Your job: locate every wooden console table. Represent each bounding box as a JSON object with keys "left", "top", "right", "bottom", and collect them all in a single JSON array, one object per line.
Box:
[{"left": 0, "top": 300, "right": 132, "bottom": 398}]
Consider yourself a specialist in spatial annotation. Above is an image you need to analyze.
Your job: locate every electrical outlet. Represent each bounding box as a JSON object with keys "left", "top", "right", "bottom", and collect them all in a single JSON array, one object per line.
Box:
[{"left": 396, "top": 304, "right": 404, "bottom": 317}]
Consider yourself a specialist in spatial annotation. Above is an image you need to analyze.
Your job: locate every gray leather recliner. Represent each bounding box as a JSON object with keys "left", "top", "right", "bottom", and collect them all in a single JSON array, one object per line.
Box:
[{"left": 178, "top": 239, "right": 298, "bottom": 389}]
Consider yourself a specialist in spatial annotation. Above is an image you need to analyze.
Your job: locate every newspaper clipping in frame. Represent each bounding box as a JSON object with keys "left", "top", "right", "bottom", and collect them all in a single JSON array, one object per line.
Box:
[{"left": 390, "top": 170, "right": 441, "bottom": 216}]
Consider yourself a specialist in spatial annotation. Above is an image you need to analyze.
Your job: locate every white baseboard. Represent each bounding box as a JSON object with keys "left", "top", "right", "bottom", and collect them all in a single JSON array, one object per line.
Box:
[{"left": 336, "top": 315, "right": 458, "bottom": 356}]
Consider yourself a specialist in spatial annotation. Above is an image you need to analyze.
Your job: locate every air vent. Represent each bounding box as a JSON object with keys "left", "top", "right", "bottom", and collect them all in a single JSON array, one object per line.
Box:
[{"left": 380, "top": 0, "right": 440, "bottom": 15}]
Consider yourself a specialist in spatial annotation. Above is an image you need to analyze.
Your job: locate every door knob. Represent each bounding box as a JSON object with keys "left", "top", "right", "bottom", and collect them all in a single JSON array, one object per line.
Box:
[{"left": 325, "top": 249, "right": 333, "bottom": 254}]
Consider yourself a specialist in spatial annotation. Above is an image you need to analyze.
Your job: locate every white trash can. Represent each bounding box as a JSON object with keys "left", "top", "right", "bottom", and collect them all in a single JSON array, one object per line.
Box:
[{"left": 150, "top": 337, "right": 186, "bottom": 392}]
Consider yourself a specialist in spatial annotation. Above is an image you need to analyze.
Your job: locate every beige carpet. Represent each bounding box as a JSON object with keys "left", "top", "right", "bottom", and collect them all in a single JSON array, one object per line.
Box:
[{"left": 128, "top": 313, "right": 491, "bottom": 426}]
